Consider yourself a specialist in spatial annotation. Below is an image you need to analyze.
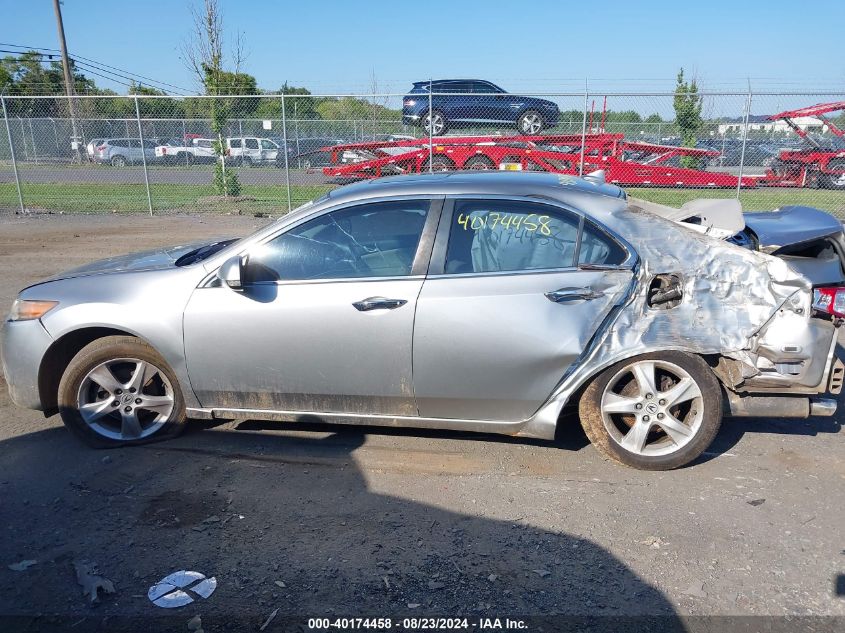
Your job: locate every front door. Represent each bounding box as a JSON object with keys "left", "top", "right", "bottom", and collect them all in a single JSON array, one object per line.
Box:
[
  {"left": 184, "top": 198, "right": 439, "bottom": 416},
  {"left": 413, "top": 197, "right": 635, "bottom": 422}
]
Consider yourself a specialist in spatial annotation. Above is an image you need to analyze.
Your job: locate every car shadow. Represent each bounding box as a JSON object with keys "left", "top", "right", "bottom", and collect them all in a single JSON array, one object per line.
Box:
[
  {"left": 223, "top": 411, "right": 592, "bottom": 453},
  {"left": 693, "top": 413, "right": 842, "bottom": 466},
  {"left": 0, "top": 425, "right": 681, "bottom": 632}
]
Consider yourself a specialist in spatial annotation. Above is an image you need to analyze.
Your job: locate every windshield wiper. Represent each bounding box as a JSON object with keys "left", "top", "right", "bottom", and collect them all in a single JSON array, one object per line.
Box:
[{"left": 175, "top": 239, "right": 239, "bottom": 267}]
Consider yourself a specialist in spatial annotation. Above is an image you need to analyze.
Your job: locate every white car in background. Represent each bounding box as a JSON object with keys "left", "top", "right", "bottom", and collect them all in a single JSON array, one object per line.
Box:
[
  {"left": 155, "top": 137, "right": 217, "bottom": 165},
  {"left": 226, "top": 137, "right": 280, "bottom": 166}
]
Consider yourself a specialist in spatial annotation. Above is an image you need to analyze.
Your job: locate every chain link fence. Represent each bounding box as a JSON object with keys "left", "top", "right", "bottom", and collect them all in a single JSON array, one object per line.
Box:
[{"left": 1, "top": 90, "right": 844, "bottom": 218}]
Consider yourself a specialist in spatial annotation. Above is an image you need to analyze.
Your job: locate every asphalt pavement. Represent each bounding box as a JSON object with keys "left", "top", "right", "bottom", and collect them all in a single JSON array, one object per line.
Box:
[{"left": 0, "top": 214, "right": 842, "bottom": 632}]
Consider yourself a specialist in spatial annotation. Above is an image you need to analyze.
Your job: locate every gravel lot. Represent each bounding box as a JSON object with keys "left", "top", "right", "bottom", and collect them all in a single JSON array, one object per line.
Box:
[{"left": 0, "top": 214, "right": 843, "bottom": 632}]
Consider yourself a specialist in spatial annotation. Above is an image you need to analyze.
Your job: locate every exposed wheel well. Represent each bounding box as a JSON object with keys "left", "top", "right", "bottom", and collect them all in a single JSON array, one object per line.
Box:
[
  {"left": 555, "top": 351, "right": 725, "bottom": 425},
  {"left": 38, "top": 327, "right": 135, "bottom": 416}
]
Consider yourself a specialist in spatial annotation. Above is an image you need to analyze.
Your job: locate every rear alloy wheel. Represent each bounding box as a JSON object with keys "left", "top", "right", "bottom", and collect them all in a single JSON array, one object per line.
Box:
[
  {"left": 578, "top": 352, "right": 722, "bottom": 470},
  {"left": 821, "top": 158, "right": 845, "bottom": 190},
  {"left": 422, "top": 110, "right": 447, "bottom": 136},
  {"left": 110, "top": 155, "right": 127, "bottom": 167},
  {"left": 517, "top": 110, "right": 545, "bottom": 135},
  {"left": 464, "top": 155, "right": 496, "bottom": 171},
  {"left": 58, "top": 336, "right": 186, "bottom": 448}
]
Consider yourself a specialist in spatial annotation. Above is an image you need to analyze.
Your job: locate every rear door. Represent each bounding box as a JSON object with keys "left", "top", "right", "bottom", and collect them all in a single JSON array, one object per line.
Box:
[
  {"left": 412, "top": 196, "right": 636, "bottom": 422},
  {"left": 472, "top": 81, "right": 510, "bottom": 123}
]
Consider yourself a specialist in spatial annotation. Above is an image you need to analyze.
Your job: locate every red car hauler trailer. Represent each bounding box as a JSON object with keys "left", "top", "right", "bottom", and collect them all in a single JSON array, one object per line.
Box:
[
  {"left": 319, "top": 133, "right": 757, "bottom": 188},
  {"left": 763, "top": 101, "right": 845, "bottom": 189}
]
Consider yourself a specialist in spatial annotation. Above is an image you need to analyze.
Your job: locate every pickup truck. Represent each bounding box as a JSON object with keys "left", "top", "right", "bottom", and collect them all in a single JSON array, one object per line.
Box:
[{"left": 154, "top": 138, "right": 217, "bottom": 165}]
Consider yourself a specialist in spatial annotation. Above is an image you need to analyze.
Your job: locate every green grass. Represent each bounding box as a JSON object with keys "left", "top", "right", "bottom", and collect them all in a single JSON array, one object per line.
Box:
[
  {"left": 627, "top": 187, "right": 845, "bottom": 217},
  {"left": 0, "top": 183, "right": 334, "bottom": 214},
  {"left": 2, "top": 181, "right": 844, "bottom": 218}
]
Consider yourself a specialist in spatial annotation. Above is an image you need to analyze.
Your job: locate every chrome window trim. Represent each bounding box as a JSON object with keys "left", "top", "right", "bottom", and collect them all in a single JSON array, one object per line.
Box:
[
  {"left": 200, "top": 195, "right": 444, "bottom": 288},
  {"left": 428, "top": 194, "right": 637, "bottom": 277}
]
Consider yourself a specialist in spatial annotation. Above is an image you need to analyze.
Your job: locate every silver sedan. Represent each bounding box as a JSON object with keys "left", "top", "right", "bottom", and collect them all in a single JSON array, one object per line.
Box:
[{"left": 2, "top": 172, "right": 842, "bottom": 470}]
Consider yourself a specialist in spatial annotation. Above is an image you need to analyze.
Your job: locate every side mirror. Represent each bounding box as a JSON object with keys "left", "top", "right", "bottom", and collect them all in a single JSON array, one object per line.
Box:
[{"left": 218, "top": 255, "right": 244, "bottom": 290}]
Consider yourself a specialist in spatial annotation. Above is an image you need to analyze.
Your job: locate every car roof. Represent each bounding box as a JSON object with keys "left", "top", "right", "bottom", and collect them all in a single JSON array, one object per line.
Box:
[
  {"left": 412, "top": 79, "right": 495, "bottom": 86},
  {"left": 323, "top": 172, "right": 628, "bottom": 217}
]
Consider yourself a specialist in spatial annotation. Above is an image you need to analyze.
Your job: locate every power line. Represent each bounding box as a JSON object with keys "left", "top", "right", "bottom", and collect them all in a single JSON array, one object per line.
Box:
[{"left": 0, "top": 41, "right": 191, "bottom": 94}]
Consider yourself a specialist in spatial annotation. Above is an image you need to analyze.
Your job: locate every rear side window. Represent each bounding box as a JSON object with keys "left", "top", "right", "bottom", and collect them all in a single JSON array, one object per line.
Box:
[
  {"left": 444, "top": 200, "right": 580, "bottom": 274},
  {"left": 245, "top": 138, "right": 259, "bottom": 149},
  {"left": 443, "top": 199, "right": 627, "bottom": 274},
  {"left": 579, "top": 220, "right": 627, "bottom": 266},
  {"left": 229, "top": 139, "right": 242, "bottom": 148}
]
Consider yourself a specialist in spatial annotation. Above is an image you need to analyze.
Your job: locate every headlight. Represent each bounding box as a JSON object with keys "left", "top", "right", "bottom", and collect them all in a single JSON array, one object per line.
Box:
[{"left": 8, "top": 299, "right": 58, "bottom": 321}]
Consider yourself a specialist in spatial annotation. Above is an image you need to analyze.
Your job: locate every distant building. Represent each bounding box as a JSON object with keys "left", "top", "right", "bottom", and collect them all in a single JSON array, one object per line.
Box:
[{"left": 717, "top": 114, "right": 826, "bottom": 135}]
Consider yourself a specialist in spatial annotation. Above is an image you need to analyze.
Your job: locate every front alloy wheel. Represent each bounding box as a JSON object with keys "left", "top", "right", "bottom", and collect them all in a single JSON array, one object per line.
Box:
[
  {"left": 59, "top": 336, "right": 186, "bottom": 447},
  {"left": 78, "top": 358, "right": 175, "bottom": 441},
  {"left": 579, "top": 352, "right": 722, "bottom": 470}
]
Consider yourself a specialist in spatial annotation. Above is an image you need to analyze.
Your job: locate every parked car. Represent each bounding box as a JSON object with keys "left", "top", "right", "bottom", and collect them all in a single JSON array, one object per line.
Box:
[
  {"left": 93, "top": 138, "right": 157, "bottom": 167},
  {"left": 85, "top": 138, "right": 106, "bottom": 162},
  {"left": 155, "top": 137, "right": 217, "bottom": 165},
  {"left": 226, "top": 137, "right": 280, "bottom": 166},
  {"left": 707, "top": 142, "right": 778, "bottom": 168},
  {"left": 402, "top": 79, "right": 560, "bottom": 136},
  {"left": 275, "top": 137, "right": 347, "bottom": 169},
  {"left": 3, "top": 172, "right": 843, "bottom": 470}
]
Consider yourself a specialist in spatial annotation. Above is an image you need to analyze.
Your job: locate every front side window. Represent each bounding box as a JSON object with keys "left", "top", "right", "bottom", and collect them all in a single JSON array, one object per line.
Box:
[
  {"left": 260, "top": 139, "right": 277, "bottom": 150},
  {"left": 444, "top": 200, "right": 580, "bottom": 274},
  {"left": 246, "top": 200, "right": 429, "bottom": 282}
]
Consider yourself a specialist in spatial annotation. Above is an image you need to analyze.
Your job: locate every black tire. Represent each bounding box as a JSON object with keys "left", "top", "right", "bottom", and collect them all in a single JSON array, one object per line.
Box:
[
  {"left": 422, "top": 155, "right": 454, "bottom": 172},
  {"left": 58, "top": 336, "right": 187, "bottom": 448},
  {"left": 517, "top": 110, "right": 545, "bottom": 135},
  {"left": 110, "top": 155, "right": 127, "bottom": 167},
  {"left": 463, "top": 155, "right": 496, "bottom": 171},
  {"left": 578, "top": 351, "right": 722, "bottom": 470},
  {"left": 422, "top": 110, "right": 448, "bottom": 136},
  {"left": 821, "top": 158, "right": 845, "bottom": 190}
]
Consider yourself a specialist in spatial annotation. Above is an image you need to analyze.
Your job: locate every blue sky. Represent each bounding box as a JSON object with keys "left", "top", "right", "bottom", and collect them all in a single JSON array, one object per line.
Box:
[{"left": 1, "top": 0, "right": 843, "bottom": 97}]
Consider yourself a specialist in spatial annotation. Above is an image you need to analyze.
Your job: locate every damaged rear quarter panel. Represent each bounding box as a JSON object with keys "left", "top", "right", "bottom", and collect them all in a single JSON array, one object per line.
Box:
[{"left": 523, "top": 205, "right": 821, "bottom": 438}]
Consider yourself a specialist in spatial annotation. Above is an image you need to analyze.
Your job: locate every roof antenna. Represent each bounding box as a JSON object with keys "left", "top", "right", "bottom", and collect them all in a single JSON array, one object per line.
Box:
[{"left": 583, "top": 169, "right": 606, "bottom": 185}]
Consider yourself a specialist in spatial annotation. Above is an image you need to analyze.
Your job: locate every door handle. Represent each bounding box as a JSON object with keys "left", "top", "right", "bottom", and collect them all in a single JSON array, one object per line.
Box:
[
  {"left": 545, "top": 287, "right": 605, "bottom": 303},
  {"left": 352, "top": 297, "right": 408, "bottom": 312}
]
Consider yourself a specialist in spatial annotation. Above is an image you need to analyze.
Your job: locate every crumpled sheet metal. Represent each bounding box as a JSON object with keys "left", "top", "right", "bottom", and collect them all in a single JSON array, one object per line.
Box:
[
  {"left": 523, "top": 205, "right": 815, "bottom": 439},
  {"left": 554, "top": 207, "right": 811, "bottom": 403},
  {"left": 603, "top": 207, "right": 810, "bottom": 356}
]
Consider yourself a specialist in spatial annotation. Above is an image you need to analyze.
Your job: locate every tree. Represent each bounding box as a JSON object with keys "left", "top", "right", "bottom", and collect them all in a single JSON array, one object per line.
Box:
[
  {"left": 673, "top": 69, "right": 703, "bottom": 167},
  {"left": 0, "top": 51, "right": 97, "bottom": 116},
  {"left": 182, "top": 0, "right": 243, "bottom": 196}
]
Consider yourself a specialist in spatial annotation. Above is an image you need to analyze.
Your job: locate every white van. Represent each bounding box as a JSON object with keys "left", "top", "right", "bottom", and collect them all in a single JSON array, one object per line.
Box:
[{"left": 226, "top": 137, "right": 279, "bottom": 166}]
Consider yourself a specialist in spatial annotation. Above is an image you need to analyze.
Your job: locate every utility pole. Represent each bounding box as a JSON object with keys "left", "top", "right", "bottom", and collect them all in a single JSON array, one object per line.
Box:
[{"left": 52, "top": 0, "right": 82, "bottom": 162}]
